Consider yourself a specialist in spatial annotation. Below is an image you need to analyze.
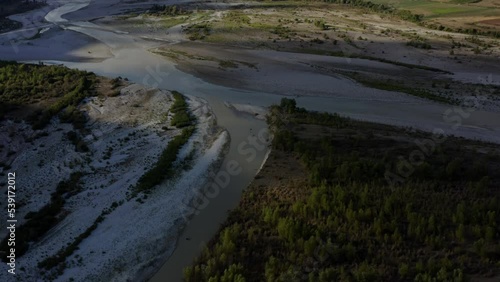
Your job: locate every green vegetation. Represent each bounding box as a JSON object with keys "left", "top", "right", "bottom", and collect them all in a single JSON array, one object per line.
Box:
[
  {"left": 141, "top": 4, "right": 220, "bottom": 30},
  {"left": 0, "top": 172, "right": 83, "bottom": 262},
  {"left": 134, "top": 126, "right": 194, "bottom": 193},
  {"left": 143, "top": 4, "right": 193, "bottom": 28},
  {"left": 321, "top": 0, "right": 424, "bottom": 23},
  {"left": 186, "top": 22, "right": 211, "bottom": 41},
  {"left": 133, "top": 92, "right": 195, "bottom": 194},
  {"left": 271, "top": 25, "right": 293, "bottom": 39},
  {"left": 148, "top": 4, "right": 192, "bottom": 16},
  {"left": 33, "top": 91, "right": 190, "bottom": 274},
  {"left": 0, "top": 61, "right": 97, "bottom": 129},
  {"left": 407, "top": 39, "right": 432, "bottom": 49},
  {"left": 314, "top": 19, "right": 329, "bottom": 30},
  {"left": 347, "top": 74, "right": 455, "bottom": 104},
  {"left": 32, "top": 91, "right": 195, "bottom": 280},
  {"left": 185, "top": 99, "right": 500, "bottom": 281},
  {"left": 155, "top": 49, "right": 256, "bottom": 70},
  {"left": 244, "top": 0, "right": 497, "bottom": 38},
  {"left": 224, "top": 11, "right": 251, "bottom": 26},
  {"left": 465, "top": 35, "right": 492, "bottom": 49},
  {"left": 368, "top": 0, "right": 488, "bottom": 16},
  {"left": 133, "top": 127, "right": 194, "bottom": 193},
  {"left": 33, "top": 76, "right": 93, "bottom": 130},
  {"left": 177, "top": 8, "right": 297, "bottom": 44},
  {"left": 170, "top": 91, "right": 195, "bottom": 128}
]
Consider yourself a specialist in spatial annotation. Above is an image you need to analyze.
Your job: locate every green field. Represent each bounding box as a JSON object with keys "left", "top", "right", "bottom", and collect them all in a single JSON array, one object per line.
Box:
[{"left": 368, "top": 0, "right": 498, "bottom": 18}]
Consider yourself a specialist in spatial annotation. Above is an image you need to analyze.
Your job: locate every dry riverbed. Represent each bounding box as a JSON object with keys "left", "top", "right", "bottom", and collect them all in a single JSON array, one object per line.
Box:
[
  {"left": 0, "top": 83, "right": 228, "bottom": 281},
  {"left": 113, "top": 1, "right": 500, "bottom": 108}
]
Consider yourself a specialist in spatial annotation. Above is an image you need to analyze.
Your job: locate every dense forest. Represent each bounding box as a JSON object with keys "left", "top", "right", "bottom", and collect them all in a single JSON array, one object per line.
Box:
[
  {"left": 184, "top": 98, "right": 500, "bottom": 281},
  {"left": 0, "top": 61, "right": 97, "bottom": 129}
]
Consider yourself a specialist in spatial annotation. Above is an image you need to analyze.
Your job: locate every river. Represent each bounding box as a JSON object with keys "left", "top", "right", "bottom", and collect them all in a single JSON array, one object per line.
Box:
[{"left": 3, "top": 0, "right": 500, "bottom": 281}]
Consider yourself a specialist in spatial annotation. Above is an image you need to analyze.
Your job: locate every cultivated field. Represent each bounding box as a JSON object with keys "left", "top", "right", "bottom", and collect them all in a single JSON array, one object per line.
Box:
[{"left": 369, "top": 0, "right": 500, "bottom": 30}]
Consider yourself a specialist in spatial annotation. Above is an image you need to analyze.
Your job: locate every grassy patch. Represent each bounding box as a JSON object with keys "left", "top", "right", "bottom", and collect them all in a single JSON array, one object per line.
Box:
[
  {"left": 407, "top": 39, "right": 432, "bottom": 49},
  {"left": 365, "top": 0, "right": 499, "bottom": 36},
  {"left": 224, "top": 11, "right": 251, "bottom": 27},
  {"left": 158, "top": 17, "right": 189, "bottom": 29},
  {"left": 170, "top": 91, "right": 195, "bottom": 128},
  {"left": 134, "top": 126, "right": 195, "bottom": 194},
  {"left": 186, "top": 22, "right": 211, "bottom": 41},
  {"left": 133, "top": 92, "right": 195, "bottom": 194},
  {"left": 349, "top": 74, "right": 456, "bottom": 104},
  {"left": 141, "top": 5, "right": 194, "bottom": 29},
  {"left": 155, "top": 49, "right": 256, "bottom": 70},
  {"left": 271, "top": 25, "right": 293, "bottom": 39}
]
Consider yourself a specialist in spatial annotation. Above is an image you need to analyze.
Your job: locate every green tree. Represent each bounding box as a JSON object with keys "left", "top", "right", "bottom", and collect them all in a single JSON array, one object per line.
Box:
[
  {"left": 456, "top": 224, "right": 466, "bottom": 243},
  {"left": 399, "top": 263, "right": 409, "bottom": 279},
  {"left": 280, "top": 98, "right": 297, "bottom": 114}
]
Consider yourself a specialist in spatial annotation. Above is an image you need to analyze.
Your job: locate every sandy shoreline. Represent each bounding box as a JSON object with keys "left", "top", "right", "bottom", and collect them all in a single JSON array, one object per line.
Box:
[{"left": 0, "top": 82, "right": 230, "bottom": 281}]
